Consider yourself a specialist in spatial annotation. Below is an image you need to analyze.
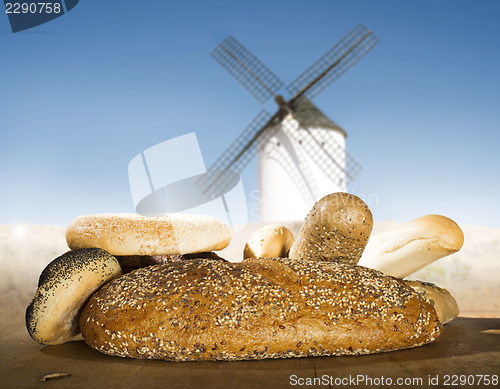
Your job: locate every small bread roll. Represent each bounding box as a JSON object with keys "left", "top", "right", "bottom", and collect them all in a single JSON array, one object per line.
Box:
[
  {"left": 358, "top": 215, "right": 464, "bottom": 278},
  {"left": 26, "top": 248, "right": 122, "bottom": 345},
  {"left": 243, "top": 224, "right": 294, "bottom": 259},
  {"left": 289, "top": 192, "right": 373, "bottom": 264},
  {"left": 404, "top": 280, "right": 459, "bottom": 324},
  {"left": 66, "top": 213, "right": 231, "bottom": 256}
]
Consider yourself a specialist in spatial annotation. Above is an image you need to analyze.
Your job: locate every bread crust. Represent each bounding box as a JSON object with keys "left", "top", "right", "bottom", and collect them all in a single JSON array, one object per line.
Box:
[
  {"left": 80, "top": 257, "right": 441, "bottom": 361},
  {"left": 66, "top": 213, "right": 231, "bottom": 256},
  {"left": 289, "top": 193, "right": 373, "bottom": 264}
]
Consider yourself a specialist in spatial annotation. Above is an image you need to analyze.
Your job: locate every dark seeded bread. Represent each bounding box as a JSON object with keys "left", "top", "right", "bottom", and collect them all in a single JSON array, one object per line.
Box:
[
  {"left": 116, "top": 252, "right": 226, "bottom": 273},
  {"left": 79, "top": 257, "right": 442, "bottom": 361}
]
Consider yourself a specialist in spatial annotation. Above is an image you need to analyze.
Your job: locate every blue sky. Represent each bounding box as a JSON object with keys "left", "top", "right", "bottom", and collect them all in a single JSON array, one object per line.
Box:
[{"left": 1, "top": 0, "right": 499, "bottom": 228}]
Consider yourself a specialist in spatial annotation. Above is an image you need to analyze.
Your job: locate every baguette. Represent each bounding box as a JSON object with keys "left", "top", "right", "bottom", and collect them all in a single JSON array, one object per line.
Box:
[
  {"left": 358, "top": 215, "right": 464, "bottom": 278},
  {"left": 80, "top": 257, "right": 442, "bottom": 361}
]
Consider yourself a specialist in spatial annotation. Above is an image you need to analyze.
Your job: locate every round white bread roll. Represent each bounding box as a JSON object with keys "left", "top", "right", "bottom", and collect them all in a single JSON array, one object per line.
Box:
[
  {"left": 358, "top": 215, "right": 464, "bottom": 278},
  {"left": 243, "top": 224, "right": 294, "bottom": 259},
  {"left": 26, "top": 248, "right": 122, "bottom": 345},
  {"left": 66, "top": 213, "right": 231, "bottom": 256},
  {"left": 404, "top": 280, "right": 459, "bottom": 324}
]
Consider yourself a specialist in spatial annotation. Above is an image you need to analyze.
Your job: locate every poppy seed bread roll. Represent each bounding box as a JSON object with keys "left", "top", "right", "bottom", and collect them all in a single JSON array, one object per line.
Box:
[
  {"left": 289, "top": 193, "right": 373, "bottom": 264},
  {"left": 79, "top": 257, "right": 442, "bottom": 361},
  {"left": 26, "top": 248, "right": 122, "bottom": 345}
]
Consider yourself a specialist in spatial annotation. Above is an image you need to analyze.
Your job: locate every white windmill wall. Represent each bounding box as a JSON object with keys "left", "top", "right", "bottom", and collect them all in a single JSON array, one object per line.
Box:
[{"left": 258, "top": 116, "right": 347, "bottom": 222}]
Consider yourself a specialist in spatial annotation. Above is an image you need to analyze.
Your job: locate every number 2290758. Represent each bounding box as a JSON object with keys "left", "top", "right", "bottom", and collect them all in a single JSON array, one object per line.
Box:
[{"left": 5, "top": 2, "right": 62, "bottom": 14}]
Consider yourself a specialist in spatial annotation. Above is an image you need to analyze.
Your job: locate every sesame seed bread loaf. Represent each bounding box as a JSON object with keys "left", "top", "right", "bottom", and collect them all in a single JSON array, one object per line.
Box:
[
  {"left": 289, "top": 193, "right": 373, "bottom": 265},
  {"left": 79, "top": 257, "right": 442, "bottom": 361},
  {"left": 66, "top": 213, "right": 231, "bottom": 256}
]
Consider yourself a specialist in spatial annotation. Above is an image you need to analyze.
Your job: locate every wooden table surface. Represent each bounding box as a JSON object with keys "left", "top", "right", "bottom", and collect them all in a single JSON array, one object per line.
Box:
[{"left": 2, "top": 315, "right": 499, "bottom": 389}]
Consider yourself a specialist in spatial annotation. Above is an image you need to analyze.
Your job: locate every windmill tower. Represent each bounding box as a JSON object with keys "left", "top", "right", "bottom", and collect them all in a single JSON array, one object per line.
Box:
[{"left": 205, "top": 24, "right": 378, "bottom": 222}]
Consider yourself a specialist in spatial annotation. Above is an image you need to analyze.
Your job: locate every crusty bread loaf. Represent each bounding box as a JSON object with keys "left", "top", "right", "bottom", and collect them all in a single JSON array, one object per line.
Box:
[
  {"left": 243, "top": 224, "right": 294, "bottom": 259},
  {"left": 289, "top": 193, "right": 373, "bottom": 264},
  {"left": 66, "top": 213, "right": 231, "bottom": 256},
  {"left": 404, "top": 280, "right": 459, "bottom": 324},
  {"left": 80, "top": 257, "right": 442, "bottom": 361},
  {"left": 358, "top": 215, "right": 464, "bottom": 278}
]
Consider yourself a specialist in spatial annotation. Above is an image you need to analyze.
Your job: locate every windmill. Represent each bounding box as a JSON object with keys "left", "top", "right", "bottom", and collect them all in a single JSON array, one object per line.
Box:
[{"left": 204, "top": 24, "right": 378, "bottom": 222}]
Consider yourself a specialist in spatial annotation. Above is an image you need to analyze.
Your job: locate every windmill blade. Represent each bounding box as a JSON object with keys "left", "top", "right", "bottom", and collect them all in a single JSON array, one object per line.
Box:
[
  {"left": 285, "top": 119, "right": 362, "bottom": 186},
  {"left": 286, "top": 24, "right": 379, "bottom": 101},
  {"left": 198, "top": 109, "right": 280, "bottom": 196},
  {"left": 211, "top": 35, "right": 284, "bottom": 104}
]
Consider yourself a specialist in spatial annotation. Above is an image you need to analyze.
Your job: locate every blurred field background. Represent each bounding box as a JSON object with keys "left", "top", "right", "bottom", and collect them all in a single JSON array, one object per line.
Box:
[{"left": 1, "top": 221, "right": 499, "bottom": 325}]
